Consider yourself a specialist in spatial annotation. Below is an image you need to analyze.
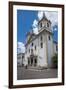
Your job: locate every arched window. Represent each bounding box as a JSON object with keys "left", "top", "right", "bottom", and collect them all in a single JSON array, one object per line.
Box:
[
  {"left": 40, "top": 23, "right": 42, "bottom": 28},
  {"left": 32, "top": 43, "right": 33, "bottom": 46},
  {"left": 35, "top": 45, "right": 36, "bottom": 50},
  {"left": 40, "top": 42, "right": 43, "bottom": 48},
  {"left": 48, "top": 35, "right": 50, "bottom": 40},
  {"left": 31, "top": 49, "right": 33, "bottom": 54},
  {"left": 47, "top": 23, "right": 49, "bottom": 27}
]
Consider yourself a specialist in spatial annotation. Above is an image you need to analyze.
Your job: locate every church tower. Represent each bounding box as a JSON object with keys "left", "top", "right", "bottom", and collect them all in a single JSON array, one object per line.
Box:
[
  {"left": 38, "top": 12, "right": 51, "bottom": 33},
  {"left": 38, "top": 12, "right": 54, "bottom": 67}
]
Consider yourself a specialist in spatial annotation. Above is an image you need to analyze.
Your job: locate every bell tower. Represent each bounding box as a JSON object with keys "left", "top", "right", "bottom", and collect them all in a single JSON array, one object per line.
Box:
[{"left": 38, "top": 12, "right": 51, "bottom": 32}]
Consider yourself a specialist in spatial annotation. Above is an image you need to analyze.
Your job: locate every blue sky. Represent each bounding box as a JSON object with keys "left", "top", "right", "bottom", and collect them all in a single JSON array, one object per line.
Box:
[
  {"left": 17, "top": 10, "right": 38, "bottom": 44},
  {"left": 17, "top": 10, "right": 58, "bottom": 43},
  {"left": 17, "top": 10, "right": 58, "bottom": 53}
]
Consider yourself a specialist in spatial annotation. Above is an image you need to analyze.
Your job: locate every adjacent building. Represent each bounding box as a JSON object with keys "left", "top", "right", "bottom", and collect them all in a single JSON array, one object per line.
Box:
[{"left": 17, "top": 53, "right": 25, "bottom": 66}]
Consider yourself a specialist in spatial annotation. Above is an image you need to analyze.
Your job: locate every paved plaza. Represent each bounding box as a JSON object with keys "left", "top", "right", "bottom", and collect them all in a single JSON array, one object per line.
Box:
[{"left": 17, "top": 66, "right": 58, "bottom": 80}]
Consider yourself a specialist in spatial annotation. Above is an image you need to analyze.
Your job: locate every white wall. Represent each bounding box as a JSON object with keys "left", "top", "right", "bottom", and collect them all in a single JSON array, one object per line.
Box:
[
  {"left": 25, "top": 32, "right": 48, "bottom": 67},
  {"left": 38, "top": 32, "right": 47, "bottom": 66},
  {"left": 17, "top": 54, "right": 22, "bottom": 66},
  {"left": 0, "top": 0, "right": 66, "bottom": 90},
  {"left": 25, "top": 37, "right": 39, "bottom": 65},
  {"left": 53, "top": 43, "right": 58, "bottom": 54},
  {"left": 47, "top": 33, "right": 54, "bottom": 67}
]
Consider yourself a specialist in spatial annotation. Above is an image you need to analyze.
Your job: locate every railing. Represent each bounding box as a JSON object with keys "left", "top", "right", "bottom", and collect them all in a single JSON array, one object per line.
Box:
[{"left": 38, "top": 26, "right": 52, "bottom": 33}]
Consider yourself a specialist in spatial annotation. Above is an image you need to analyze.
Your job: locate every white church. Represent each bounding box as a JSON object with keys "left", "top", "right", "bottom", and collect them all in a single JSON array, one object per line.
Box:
[{"left": 23, "top": 13, "right": 58, "bottom": 68}]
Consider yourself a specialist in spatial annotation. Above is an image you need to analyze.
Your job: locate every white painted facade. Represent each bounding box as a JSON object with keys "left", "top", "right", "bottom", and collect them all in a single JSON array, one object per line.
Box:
[
  {"left": 24, "top": 13, "right": 58, "bottom": 68},
  {"left": 17, "top": 53, "right": 25, "bottom": 66},
  {"left": 53, "top": 41, "right": 58, "bottom": 54}
]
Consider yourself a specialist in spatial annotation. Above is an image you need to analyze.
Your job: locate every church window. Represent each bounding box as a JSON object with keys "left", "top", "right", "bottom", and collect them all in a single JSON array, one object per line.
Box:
[
  {"left": 47, "top": 23, "right": 49, "bottom": 27},
  {"left": 32, "top": 43, "right": 33, "bottom": 46},
  {"left": 48, "top": 35, "right": 50, "bottom": 40},
  {"left": 35, "top": 45, "right": 36, "bottom": 50},
  {"left": 31, "top": 49, "right": 33, "bottom": 54},
  {"left": 40, "top": 23, "right": 42, "bottom": 28},
  {"left": 41, "top": 42, "right": 43, "bottom": 48}
]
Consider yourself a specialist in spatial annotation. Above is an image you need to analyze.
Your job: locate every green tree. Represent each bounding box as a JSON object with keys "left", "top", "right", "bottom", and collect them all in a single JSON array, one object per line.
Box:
[{"left": 52, "top": 54, "right": 58, "bottom": 68}]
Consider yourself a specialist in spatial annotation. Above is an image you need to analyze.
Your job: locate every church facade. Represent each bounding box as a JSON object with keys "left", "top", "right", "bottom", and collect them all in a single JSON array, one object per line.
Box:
[{"left": 24, "top": 13, "right": 58, "bottom": 68}]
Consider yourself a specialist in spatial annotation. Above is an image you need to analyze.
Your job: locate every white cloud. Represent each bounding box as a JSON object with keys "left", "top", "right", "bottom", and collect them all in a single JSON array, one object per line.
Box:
[
  {"left": 38, "top": 11, "right": 43, "bottom": 20},
  {"left": 45, "top": 11, "right": 58, "bottom": 27},
  {"left": 32, "top": 11, "right": 58, "bottom": 34},
  {"left": 38, "top": 11, "right": 58, "bottom": 27},
  {"left": 32, "top": 19, "right": 38, "bottom": 34},
  {"left": 32, "top": 19, "right": 38, "bottom": 28},
  {"left": 17, "top": 42, "right": 25, "bottom": 54},
  {"left": 33, "top": 27, "right": 38, "bottom": 34},
  {"left": 54, "top": 27, "right": 57, "bottom": 31}
]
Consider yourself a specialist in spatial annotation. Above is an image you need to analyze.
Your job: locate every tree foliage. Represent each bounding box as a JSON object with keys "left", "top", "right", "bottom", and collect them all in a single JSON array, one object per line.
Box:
[{"left": 52, "top": 54, "right": 58, "bottom": 68}]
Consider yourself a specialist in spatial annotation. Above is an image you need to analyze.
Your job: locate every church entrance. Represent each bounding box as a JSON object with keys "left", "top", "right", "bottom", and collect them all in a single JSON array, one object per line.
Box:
[
  {"left": 34, "top": 58, "right": 37, "bottom": 66},
  {"left": 28, "top": 56, "right": 37, "bottom": 67},
  {"left": 31, "top": 58, "right": 33, "bottom": 66}
]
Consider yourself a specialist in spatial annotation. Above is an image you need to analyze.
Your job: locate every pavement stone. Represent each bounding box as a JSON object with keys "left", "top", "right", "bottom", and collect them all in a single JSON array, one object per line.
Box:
[{"left": 17, "top": 66, "right": 58, "bottom": 80}]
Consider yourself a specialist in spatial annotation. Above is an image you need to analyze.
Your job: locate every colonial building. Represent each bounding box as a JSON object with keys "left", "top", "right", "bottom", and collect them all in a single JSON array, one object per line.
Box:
[
  {"left": 17, "top": 53, "right": 25, "bottom": 66},
  {"left": 24, "top": 13, "right": 58, "bottom": 68}
]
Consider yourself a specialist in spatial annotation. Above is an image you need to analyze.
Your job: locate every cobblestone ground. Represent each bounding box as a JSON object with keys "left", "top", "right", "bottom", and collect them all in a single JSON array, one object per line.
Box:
[{"left": 17, "top": 66, "right": 58, "bottom": 80}]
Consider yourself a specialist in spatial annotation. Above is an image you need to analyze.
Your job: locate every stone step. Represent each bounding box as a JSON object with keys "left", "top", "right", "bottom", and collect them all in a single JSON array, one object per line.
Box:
[{"left": 27, "top": 66, "right": 47, "bottom": 70}]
